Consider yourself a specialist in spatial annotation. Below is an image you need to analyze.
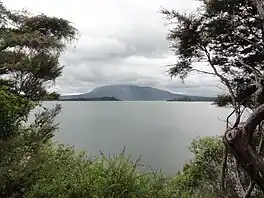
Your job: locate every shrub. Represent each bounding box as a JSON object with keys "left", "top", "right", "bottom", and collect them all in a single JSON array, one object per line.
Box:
[{"left": 24, "top": 145, "right": 175, "bottom": 198}]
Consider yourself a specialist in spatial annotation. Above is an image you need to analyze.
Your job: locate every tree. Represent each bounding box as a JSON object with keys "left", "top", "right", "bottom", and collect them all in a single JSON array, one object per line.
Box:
[
  {"left": 44, "top": 91, "right": 61, "bottom": 100},
  {"left": 162, "top": 0, "right": 264, "bottom": 196},
  {"left": 0, "top": 1, "right": 78, "bottom": 197}
]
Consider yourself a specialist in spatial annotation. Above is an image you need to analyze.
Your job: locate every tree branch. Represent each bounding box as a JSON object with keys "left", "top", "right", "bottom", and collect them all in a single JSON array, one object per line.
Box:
[
  {"left": 243, "top": 104, "right": 264, "bottom": 141},
  {"left": 234, "top": 33, "right": 264, "bottom": 51},
  {"left": 243, "top": 125, "right": 264, "bottom": 198},
  {"left": 237, "top": 60, "right": 262, "bottom": 79},
  {"left": 190, "top": 68, "right": 215, "bottom": 75},
  {"left": 221, "top": 150, "right": 228, "bottom": 191},
  {"left": 198, "top": 44, "right": 239, "bottom": 116},
  {"left": 235, "top": 161, "right": 246, "bottom": 195}
]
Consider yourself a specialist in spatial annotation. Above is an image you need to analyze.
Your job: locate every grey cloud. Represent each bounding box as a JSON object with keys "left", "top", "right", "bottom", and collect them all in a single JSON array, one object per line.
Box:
[
  {"left": 5, "top": 0, "right": 225, "bottom": 96},
  {"left": 170, "top": 86, "right": 225, "bottom": 97},
  {"left": 62, "top": 38, "right": 129, "bottom": 63},
  {"left": 63, "top": 33, "right": 169, "bottom": 65}
]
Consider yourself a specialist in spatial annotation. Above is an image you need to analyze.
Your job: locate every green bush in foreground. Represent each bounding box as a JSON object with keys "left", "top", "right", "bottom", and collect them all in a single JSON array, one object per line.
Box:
[
  {"left": 2, "top": 133, "right": 237, "bottom": 198},
  {"left": 23, "top": 145, "right": 175, "bottom": 198},
  {"left": 20, "top": 136, "right": 226, "bottom": 198}
]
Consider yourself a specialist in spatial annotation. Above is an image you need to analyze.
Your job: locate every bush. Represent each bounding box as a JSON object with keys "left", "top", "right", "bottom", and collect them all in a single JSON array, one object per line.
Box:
[
  {"left": 12, "top": 136, "right": 241, "bottom": 198},
  {"left": 20, "top": 136, "right": 235, "bottom": 198},
  {"left": 23, "top": 145, "right": 176, "bottom": 198},
  {"left": 170, "top": 136, "right": 225, "bottom": 198},
  {"left": 4, "top": 130, "right": 262, "bottom": 198}
]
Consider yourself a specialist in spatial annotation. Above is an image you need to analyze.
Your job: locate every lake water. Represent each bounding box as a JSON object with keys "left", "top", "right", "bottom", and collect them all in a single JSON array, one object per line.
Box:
[{"left": 40, "top": 101, "right": 242, "bottom": 176}]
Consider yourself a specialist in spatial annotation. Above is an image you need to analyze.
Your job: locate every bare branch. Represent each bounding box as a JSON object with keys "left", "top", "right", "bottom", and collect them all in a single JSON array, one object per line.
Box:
[
  {"left": 221, "top": 150, "right": 228, "bottom": 191},
  {"left": 235, "top": 161, "right": 246, "bottom": 195},
  {"left": 257, "top": 125, "right": 264, "bottom": 154},
  {"left": 190, "top": 68, "right": 215, "bottom": 75},
  {"left": 198, "top": 44, "right": 239, "bottom": 116}
]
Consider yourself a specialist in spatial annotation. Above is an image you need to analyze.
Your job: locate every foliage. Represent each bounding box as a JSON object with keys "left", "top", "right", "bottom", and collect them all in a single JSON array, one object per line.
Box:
[
  {"left": 3, "top": 0, "right": 264, "bottom": 197},
  {"left": 44, "top": 91, "right": 61, "bottom": 101},
  {"left": 171, "top": 136, "right": 264, "bottom": 198},
  {"left": 162, "top": 0, "right": 264, "bottom": 109},
  {"left": 20, "top": 146, "right": 175, "bottom": 198},
  {"left": 4, "top": 136, "right": 245, "bottom": 198},
  {"left": 0, "top": 87, "right": 32, "bottom": 139},
  {"left": 213, "top": 94, "right": 232, "bottom": 107},
  {"left": 162, "top": 0, "right": 264, "bottom": 195},
  {"left": 0, "top": 1, "right": 78, "bottom": 197},
  {"left": 171, "top": 136, "right": 225, "bottom": 197},
  {"left": 0, "top": 104, "right": 62, "bottom": 198}
]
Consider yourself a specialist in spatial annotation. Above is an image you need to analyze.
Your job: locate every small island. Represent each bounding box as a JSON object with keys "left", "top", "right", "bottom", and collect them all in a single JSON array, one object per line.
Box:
[
  {"left": 167, "top": 96, "right": 216, "bottom": 102},
  {"left": 59, "top": 96, "right": 121, "bottom": 101}
]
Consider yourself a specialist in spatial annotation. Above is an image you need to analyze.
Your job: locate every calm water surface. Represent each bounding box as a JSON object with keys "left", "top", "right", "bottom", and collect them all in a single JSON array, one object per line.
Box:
[{"left": 40, "top": 101, "right": 243, "bottom": 175}]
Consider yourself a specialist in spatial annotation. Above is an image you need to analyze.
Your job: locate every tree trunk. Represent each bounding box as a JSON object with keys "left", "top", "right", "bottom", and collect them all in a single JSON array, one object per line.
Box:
[{"left": 224, "top": 104, "right": 264, "bottom": 192}]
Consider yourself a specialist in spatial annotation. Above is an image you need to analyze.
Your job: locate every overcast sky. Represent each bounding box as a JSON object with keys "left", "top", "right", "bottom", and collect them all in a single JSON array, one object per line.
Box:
[{"left": 4, "top": 0, "right": 225, "bottom": 96}]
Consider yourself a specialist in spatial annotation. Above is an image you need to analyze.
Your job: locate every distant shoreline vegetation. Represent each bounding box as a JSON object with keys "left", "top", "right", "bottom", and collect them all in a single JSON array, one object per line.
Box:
[
  {"left": 59, "top": 96, "right": 121, "bottom": 101},
  {"left": 166, "top": 96, "right": 216, "bottom": 102},
  {"left": 49, "top": 96, "right": 217, "bottom": 102},
  {"left": 47, "top": 97, "right": 217, "bottom": 102}
]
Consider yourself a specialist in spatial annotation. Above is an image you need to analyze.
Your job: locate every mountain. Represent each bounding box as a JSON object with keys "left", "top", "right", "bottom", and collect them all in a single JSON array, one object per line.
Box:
[
  {"left": 60, "top": 85, "right": 181, "bottom": 101},
  {"left": 59, "top": 85, "right": 215, "bottom": 101}
]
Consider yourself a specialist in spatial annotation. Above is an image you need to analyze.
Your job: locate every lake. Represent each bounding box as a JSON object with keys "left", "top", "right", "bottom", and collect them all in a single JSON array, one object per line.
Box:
[{"left": 39, "top": 101, "right": 241, "bottom": 176}]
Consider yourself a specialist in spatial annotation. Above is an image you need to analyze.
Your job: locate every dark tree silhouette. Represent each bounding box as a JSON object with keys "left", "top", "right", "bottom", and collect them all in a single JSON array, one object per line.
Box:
[
  {"left": 162, "top": 0, "right": 264, "bottom": 196},
  {"left": 0, "top": 2, "right": 78, "bottom": 197}
]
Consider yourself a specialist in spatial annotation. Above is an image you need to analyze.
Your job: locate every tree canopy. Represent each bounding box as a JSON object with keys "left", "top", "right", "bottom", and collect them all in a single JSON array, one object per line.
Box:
[
  {"left": 162, "top": 0, "right": 264, "bottom": 196},
  {"left": 0, "top": 1, "right": 78, "bottom": 197}
]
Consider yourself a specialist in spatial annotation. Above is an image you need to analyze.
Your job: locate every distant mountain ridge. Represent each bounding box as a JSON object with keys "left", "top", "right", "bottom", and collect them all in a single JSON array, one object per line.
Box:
[{"left": 59, "top": 85, "right": 216, "bottom": 101}]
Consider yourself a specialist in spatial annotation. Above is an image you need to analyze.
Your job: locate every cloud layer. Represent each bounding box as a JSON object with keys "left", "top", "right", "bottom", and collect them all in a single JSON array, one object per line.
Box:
[{"left": 4, "top": 0, "right": 225, "bottom": 96}]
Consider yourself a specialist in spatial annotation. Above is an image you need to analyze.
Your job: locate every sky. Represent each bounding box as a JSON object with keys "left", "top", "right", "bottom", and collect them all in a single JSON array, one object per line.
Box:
[{"left": 4, "top": 0, "right": 225, "bottom": 96}]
